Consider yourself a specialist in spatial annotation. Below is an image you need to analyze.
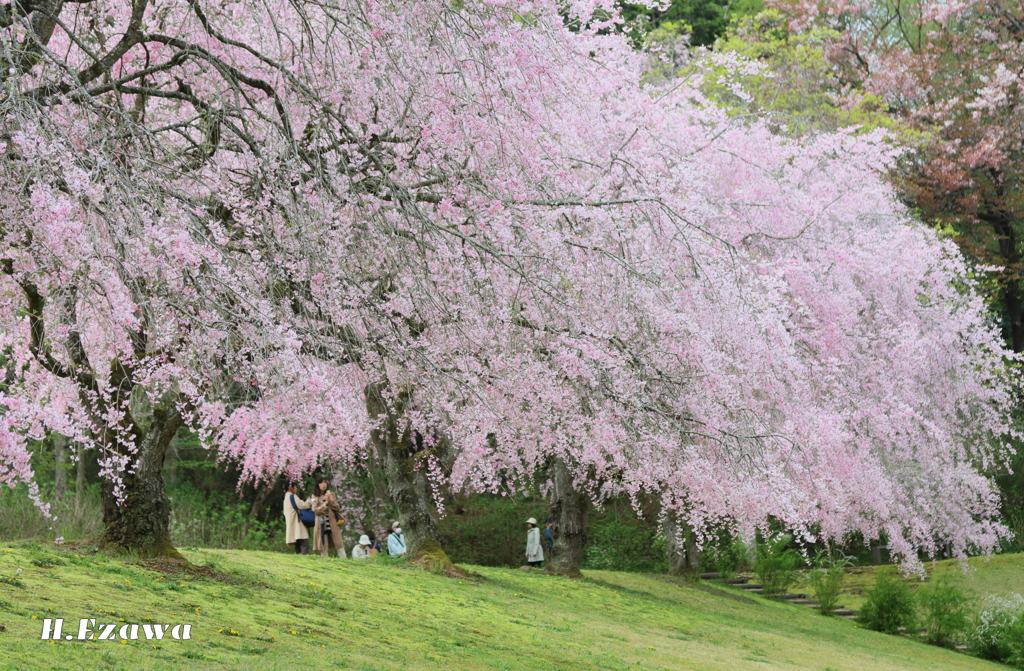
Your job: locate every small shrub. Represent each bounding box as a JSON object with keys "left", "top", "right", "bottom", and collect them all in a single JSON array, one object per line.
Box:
[
  {"left": 857, "top": 571, "right": 916, "bottom": 634},
  {"left": 1005, "top": 619, "right": 1024, "bottom": 669},
  {"left": 917, "top": 575, "right": 973, "bottom": 647},
  {"left": 753, "top": 535, "right": 802, "bottom": 597},
  {"left": 967, "top": 593, "right": 1024, "bottom": 662},
  {"left": 806, "top": 552, "right": 853, "bottom": 616}
]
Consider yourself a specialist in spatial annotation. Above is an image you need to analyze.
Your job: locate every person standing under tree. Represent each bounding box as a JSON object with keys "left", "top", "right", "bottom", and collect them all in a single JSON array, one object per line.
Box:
[
  {"left": 526, "top": 518, "right": 544, "bottom": 568},
  {"left": 311, "top": 477, "right": 347, "bottom": 558},
  {"left": 283, "top": 481, "right": 311, "bottom": 555}
]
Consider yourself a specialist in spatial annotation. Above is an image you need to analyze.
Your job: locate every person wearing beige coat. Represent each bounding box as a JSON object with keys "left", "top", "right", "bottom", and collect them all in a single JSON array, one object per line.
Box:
[
  {"left": 283, "top": 482, "right": 311, "bottom": 555},
  {"left": 311, "top": 477, "right": 347, "bottom": 558}
]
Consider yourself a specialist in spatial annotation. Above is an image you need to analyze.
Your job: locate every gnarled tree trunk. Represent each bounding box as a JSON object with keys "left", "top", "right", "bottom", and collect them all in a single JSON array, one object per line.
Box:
[
  {"left": 665, "top": 511, "right": 700, "bottom": 577},
  {"left": 546, "top": 456, "right": 590, "bottom": 578},
  {"left": 365, "top": 381, "right": 452, "bottom": 569},
  {"left": 99, "top": 404, "right": 184, "bottom": 559}
]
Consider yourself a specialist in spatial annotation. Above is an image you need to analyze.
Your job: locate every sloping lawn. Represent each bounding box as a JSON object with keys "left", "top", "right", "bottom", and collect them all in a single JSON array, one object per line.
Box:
[{"left": 0, "top": 542, "right": 1007, "bottom": 670}]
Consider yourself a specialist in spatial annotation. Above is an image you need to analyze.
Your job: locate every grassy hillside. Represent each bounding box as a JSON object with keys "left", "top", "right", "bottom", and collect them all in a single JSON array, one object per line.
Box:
[{"left": 0, "top": 542, "right": 1008, "bottom": 671}]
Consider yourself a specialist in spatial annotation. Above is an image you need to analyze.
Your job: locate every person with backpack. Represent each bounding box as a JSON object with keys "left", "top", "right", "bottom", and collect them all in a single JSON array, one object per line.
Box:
[
  {"left": 365, "top": 530, "right": 383, "bottom": 555},
  {"left": 387, "top": 522, "right": 407, "bottom": 557},
  {"left": 526, "top": 517, "right": 544, "bottom": 568},
  {"left": 284, "top": 481, "right": 313, "bottom": 555}
]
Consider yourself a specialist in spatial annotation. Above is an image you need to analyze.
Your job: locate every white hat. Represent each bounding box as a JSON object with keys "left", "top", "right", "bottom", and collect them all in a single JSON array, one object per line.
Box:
[
  {"left": 392, "top": 520, "right": 401, "bottom": 527},
  {"left": 358, "top": 535, "right": 371, "bottom": 546},
  {"left": 526, "top": 518, "right": 537, "bottom": 525}
]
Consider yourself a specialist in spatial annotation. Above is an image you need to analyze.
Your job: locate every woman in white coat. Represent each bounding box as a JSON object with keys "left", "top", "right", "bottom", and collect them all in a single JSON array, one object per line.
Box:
[{"left": 525, "top": 518, "right": 544, "bottom": 568}]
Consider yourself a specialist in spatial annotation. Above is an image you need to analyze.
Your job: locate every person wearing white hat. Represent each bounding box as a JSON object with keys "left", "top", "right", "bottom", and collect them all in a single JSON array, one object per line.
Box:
[
  {"left": 526, "top": 518, "right": 544, "bottom": 568},
  {"left": 352, "top": 534, "right": 375, "bottom": 559}
]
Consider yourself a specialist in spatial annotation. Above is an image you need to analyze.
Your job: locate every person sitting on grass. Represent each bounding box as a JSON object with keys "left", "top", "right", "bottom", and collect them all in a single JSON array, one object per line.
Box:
[
  {"left": 526, "top": 517, "right": 544, "bottom": 568},
  {"left": 387, "top": 522, "right": 407, "bottom": 557},
  {"left": 366, "top": 530, "right": 383, "bottom": 555},
  {"left": 352, "top": 535, "right": 376, "bottom": 559}
]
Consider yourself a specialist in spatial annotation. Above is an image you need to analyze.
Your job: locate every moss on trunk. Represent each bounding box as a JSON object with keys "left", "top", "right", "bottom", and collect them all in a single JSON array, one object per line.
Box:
[
  {"left": 366, "top": 381, "right": 474, "bottom": 578},
  {"left": 99, "top": 403, "right": 185, "bottom": 560}
]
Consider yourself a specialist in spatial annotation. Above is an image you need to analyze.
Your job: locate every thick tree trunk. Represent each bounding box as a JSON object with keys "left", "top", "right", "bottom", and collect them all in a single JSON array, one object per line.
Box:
[
  {"left": 99, "top": 404, "right": 184, "bottom": 559},
  {"left": 53, "top": 435, "right": 67, "bottom": 500},
  {"left": 365, "top": 382, "right": 451, "bottom": 568},
  {"left": 665, "top": 512, "right": 699, "bottom": 577},
  {"left": 546, "top": 456, "right": 590, "bottom": 578}
]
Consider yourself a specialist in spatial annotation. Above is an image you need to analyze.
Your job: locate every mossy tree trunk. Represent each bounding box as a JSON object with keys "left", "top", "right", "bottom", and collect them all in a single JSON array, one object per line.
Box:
[
  {"left": 99, "top": 402, "right": 184, "bottom": 560},
  {"left": 546, "top": 456, "right": 590, "bottom": 578},
  {"left": 365, "top": 381, "right": 451, "bottom": 565},
  {"left": 665, "top": 511, "right": 699, "bottom": 577},
  {"left": 5, "top": 271, "right": 187, "bottom": 560}
]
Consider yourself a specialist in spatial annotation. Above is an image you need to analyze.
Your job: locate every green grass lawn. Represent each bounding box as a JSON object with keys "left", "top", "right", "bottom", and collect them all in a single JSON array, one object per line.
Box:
[{"left": 0, "top": 541, "right": 1009, "bottom": 670}]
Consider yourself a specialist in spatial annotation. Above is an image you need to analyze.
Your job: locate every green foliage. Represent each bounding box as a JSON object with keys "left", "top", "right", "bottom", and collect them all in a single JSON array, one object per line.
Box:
[
  {"left": 704, "top": 10, "right": 900, "bottom": 137},
  {"left": 917, "top": 575, "right": 974, "bottom": 647},
  {"left": 0, "top": 482, "right": 104, "bottom": 543},
  {"left": 994, "top": 434, "right": 1024, "bottom": 555},
  {"left": 857, "top": 571, "right": 917, "bottom": 634},
  {"left": 583, "top": 517, "right": 667, "bottom": 573},
  {"left": 167, "top": 482, "right": 285, "bottom": 552},
  {"left": 1004, "top": 620, "right": 1024, "bottom": 670},
  {"left": 699, "top": 530, "right": 750, "bottom": 579},
  {"left": 621, "top": 0, "right": 763, "bottom": 47},
  {"left": 436, "top": 495, "right": 548, "bottom": 567},
  {"left": 966, "top": 593, "right": 1024, "bottom": 663},
  {"left": 436, "top": 495, "right": 666, "bottom": 572},
  {"left": 753, "top": 535, "right": 802, "bottom": 597},
  {"left": 806, "top": 552, "right": 853, "bottom": 616}
]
